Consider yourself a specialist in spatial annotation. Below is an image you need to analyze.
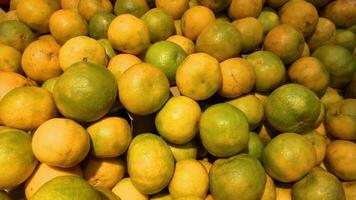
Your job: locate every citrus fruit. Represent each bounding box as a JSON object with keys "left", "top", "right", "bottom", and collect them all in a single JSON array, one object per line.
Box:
[
  {"left": 292, "top": 167, "right": 346, "bottom": 200},
  {"left": 197, "top": 0, "right": 231, "bottom": 13},
  {"left": 114, "top": 0, "right": 149, "bottom": 17},
  {"left": 279, "top": 0, "right": 318, "bottom": 37},
  {"left": 302, "top": 43, "right": 310, "bottom": 57},
  {"left": 227, "top": 94, "right": 264, "bottom": 130},
  {"left": 145, "top": 41, "right": 187, "bottom": 84},
  {"left": 49, "top": 9, "right": 88, "bottom": 45},
  {"left": 312, "top": 44, "right": 356, "bottom": 88},
  {"left": 141, "top": 8, "right": 175, "bottom": 42},
  {"left": 243, "top": 132, "right": 264, "bottom": 161},
  {"left": 303, "top": 131, "right": 327, "bottom": 165},
  {"left": 176, "top": 53, "right": 222, "bottom": 100},
  {"left": 169, "top": 141, "right": 198, "bottom": 161},
  {"left": 266, "top": 0, "right": 288, "bottom": 8},
  {"left": 325, "top": 99, "right": 356, "bottom": 140},
  {"left": 108, "top": 14, "right": 150, "bottom": 55},
  {"left": 232, "top": 17, "right": 263, "bottom": 53},
  {"left": 336, "top": 29, "right": 356, "bottom": 52},
  {"left": 155, "top": 0, "right": 189, "bottom": 19},
  {"left": 257, "top": 7, "right": 280, "bottom": 34},
  {"left": 199, "top": 103, "right": 249, "bottom": 157},
  {"left": 107, "top": 54, "right": 142, "bottom": 82},
  {"left": 112, "top": 178, "right": 148, "bottom": 200},
  {"left": 61, "top": 0, "right": 80, "bottom": 10},
  {"left": 228, "top": 0, "right": 263, "bottom": 20},
  {"left": 307, "top": 0, "right": 331, "bottom": 7},
  {"left": 0, "top": 43, "right": 22, "bottom": 73},
  {"left": 320, "top": 87, "right": 344, "bottom": 109},
  {"left": 175, "top": 197, "right": 203, "bottom": 200},
  {"left": 150, "top": 193, "right": 172, "bottom": 200},
  {"left": 32, "top": 118, "right": 90, "bottom": 168},
  {"left": 88, "top": 12, "right": 115, "bottom": 40},
  {"left": 264, "top": 24, "right": 305, "bottom": 64},
  {"left": 0, "top": 128, "right": 38, "bottom": 189},
  {"left": 41, "top": 77, "right": 59, "bottom": 93},
  {"left": 169, "top": 159, "right": 209, "bottom": 199},
  {"left": 118, "top": 63, "right": 170, "bottom": 115},
  {"left": 307, "top": 17, "right": 336, "bottom": 52},
  {"left": 0, "top": 72, "right": 28, "bottom": 101},
  {"left": 9, "top": 0, "right": 20, "bottom": 10},
  {"left": 87, "top": 117, "right": 132, "bottom": 158},
  {"left": 180, "top": 6, "right": 215, "bottom": 41},
  {"left": 155, "top": 96, "right": 201, "bottom": 144},
  {"left": 323, "top": 0, "right": 356, "bottom": 28},
  {"left": 0, "top": 86, "right": 57, "bottom": 130},
  {"left": 0, "top": 10, "right": 19, "bottom": 23},
  {"left": 95, "top": 186, "right": 122, "bottom": 200},
  {"left": 25, "top": 163, "right": 82, "bottom": 199},
  {"left": 84, "top": 157, "right": 126, "bottom": 188},
  {"left": 127, "top": 133, "right": 174, "bottom": 194},
  {"left": 53, "top": 61, "right": 117, "bottom": 122},
  {"left": 0, "top": 20, "right": 34, "bottom": 52},
  {"left": 59, "top": 36, "right": 107, "bottom": 71},
  {"left": 263, "top": 133, "right": 316, "bottom": 183},
  {"left": 275, "top": 185, "right": 292, "bottom": 200},
  {"left": 30, "top": 176, "right": 102, "bottom": 200},
  {"left": 265, "top": 84, "right": 321, "bottom": 133},
  {"left": 288, "top": 57, "right": 330, "bottom": 96},
  {"left": 218, "top": 57, "right": 256, "bottom": 98},
  {"left": 22, "top": 39, "right": 62, "bottom": 82},
  {"left": 196, "top": 21, "right": 242, "bottom": 62},
  {"left": 16, "top": 0, "right": 60, "bottom": 34},
  {"left": 210, "top": 154, "right": 266, "bottom": 200},
  {"left": 166, "top": 35, "right": 196, "bottom": 55},
  {"left": 342, "top": 181, "right": 356, "bottom": 200},
  {"left": 246, "top": 50, "right": 286, "bottom": 92},
  {"left": 260, "top": 175, "right": 276, "bottom": 200},
  {"left": 78, "top": 0, "right": 113, "bottom": 21},
  {"left": 199, "top": 159, "right": 212, "bottom": 173}
]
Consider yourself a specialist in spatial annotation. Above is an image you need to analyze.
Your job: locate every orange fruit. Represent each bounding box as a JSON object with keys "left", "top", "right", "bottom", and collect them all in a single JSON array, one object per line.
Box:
[
  {"left": 320, "top": 87, "right": 344, "bottom": 109},
  {"left": 88, "top": 12, "right": 115, "bottom": 40},
  {"left": 155, "top": 0, "right": 189, "bottom": 19},
  {"left": 196, "top": 21, "right": 242, "bottom": 62},
  {"left": 112, "top": 178, "right": 148, "bottom": 200},
  {"left": 0, "top": 20, "right": 35, "bottom": 52},
  {"left": 0, "top": 10, "right": 20, "bottom": 23},
  {"left": 266, "top": 0, "right": 288, "bottom": 8},
  {"left": 336, "top": 29, "right": 356, "bottom": 52},
  {"left": 257, "top": 7, "right": 280, "bottom": 35},
  {"left": 108, "top": 14, "right": 150, "bottom": 55},
  {"left": 169, "top": 141, "right": 198, "bottom": 161},
  {"left": 141, "top": 8, "right": 175, "bottom": 42},
  {"left": 180, "top": 6, "right": 215, "bottom": 41},
  {"left": 301, "top": 42, "right": 310, "bottom": 57},
  {"left": 114, "top": 0, "right": 149, "bottom": 17},
  {"left": 61, "top": 0, "right": 80, "bottom": 10},
  {"left": 95, "top": 186, "right": 122, "bottom": 200},
  {"left": 118, "top": 63, "right": 170, "bottom": 115},
  {"left": 49, "top": 9, "right": 88, "bottom": 45},
  {"left": 197, "top": 0, "right": 231, "bottom": 13},
  {"left": 9, "top": 0, "right": 21, "bottom": 10},
  {"left": 307, "top": 17, "right": 337, "bottom": 52},
  {"left": 323, "top": 0, "right": 356, "bottom": 28},
  {"left": 228, "top": 0, "right": 263, "bottom": 20},
  {"left": 307, "top": 0, "right": 331, "bottom": 8},
  {"left": 261, "top": 175, "right": 277, "bottom": 200},
  {"left": 107, "top": 54, "right": 142, "bottom": 82},
  {"left": 0, "top": 43, "right": 22, "bottom": 73},
  {"left": 0, "top": 72, "right": 29, "bottom": 101},
  {"left": 167, "top": 35, "right": 196, "bottom": 55},
  {"left": 78, "top": 0, "right": 113, "bottom": 21},
  {"left": 342, "top": 181, "right": 356, "bottom": 200},
  {"left": 41, "top": 77, "right": 59, "bottom": 93},
  {"left": 176, "top": 53, "right": 222, "bottom": 100},
  {"left": 303, "top": 131, "right": 327, "bottom": 165},
  {"left": 232, "top": 17, "right": 264, "bottom": 53},
  {"left": 22, "top": 39, "right": 62, "bottom": 82}
]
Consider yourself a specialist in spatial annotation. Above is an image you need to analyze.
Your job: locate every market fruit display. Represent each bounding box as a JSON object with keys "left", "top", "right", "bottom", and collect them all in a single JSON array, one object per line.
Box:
[{"left": 0, "top": 0, "right": 356, "bottom": 199}]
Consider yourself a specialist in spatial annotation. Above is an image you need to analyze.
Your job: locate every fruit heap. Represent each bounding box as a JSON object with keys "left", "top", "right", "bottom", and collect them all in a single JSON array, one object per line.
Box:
[{"left": 0, "top": 0, "right": 356, "bottom": 200}]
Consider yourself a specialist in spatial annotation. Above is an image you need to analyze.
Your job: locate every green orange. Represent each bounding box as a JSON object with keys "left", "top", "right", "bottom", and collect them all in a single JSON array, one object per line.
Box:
[
  {"left": 0, "top": 20, "right": 34, "bottom": 52},
  {"left": 89, "top": 12, "right": 115, "bottom": 40},
  {"left": 141, "top": 8, "right": 175, "bottom": 42}
]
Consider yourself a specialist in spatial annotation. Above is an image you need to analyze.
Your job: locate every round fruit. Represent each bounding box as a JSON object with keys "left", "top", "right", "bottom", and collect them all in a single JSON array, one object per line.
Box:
[
  {"left": 325, "top": 99, "right": 356, "bottom": 140},
  {"left": 0, "top": 86, "right": 57, "bottom": 130},
  {"left": 320, "top": 87, "right": 344, "bottom": 109},
  {"left": 49, "top": 9, "right": 88, "bottom": 45},
  {"left": 108, "top": 14, "right": 150, "bottom": 55},
  {"left": 199, "top": 103, "right": 249, "bottom": 157},
  {"left": 0, "top": 72, "right": 28, "bottom": 101},
  {"left": 312, "top": 44, "right": 356, "bottom": 88},
  {"left": 112, "top": 178, "right": 148, "bottom": 200},
  {"left": 180, "top": 6, "right": 215, "bottom": 41},
  {"left": 141, "top": 8, "right": 175, "bottom": 42},
  {"left": 279, "top": 0, "right": 318, "bottom": 37},
  {"left": 210, "top": 154, "right": 266, "bottom": 200},
  {"left": 61, "top": 0, "right": 80, "bottom": 10},
  {"left": 303, "top": 131, "right": 327, "bottom": 165},
  {"left": 246, "top": 51, "right": 286, "bottom": 92},
  {"left": 114, "top": 0, "right": 149, "bottom": 17},
  {"left": 0, "top": 20, "right": 34, "bottom": 52},
  {"left": 53, "top": 62, "right": 117, "bottom": 122},
  {"left": 0, "top": 43, "right": 22, "bottom": 73},
  {"left": 232, "top": 17, "right": 264, "bottom": 53},
  {"left": 78, "top": 0, "right": 113, "bottom": 21},
  {"left": 266, "top": 0, "right": 288, "bottom": 8},
  {"left": 260, "top": 175, "right": 276, "bottom": 200},
  {"left": 166, "top": 35, "right": 196, "bottom": 55},
  {"left": 155, "top": 0, "right": 189, "bottom": 19},
  {"left": 16, "top": 0, "right": 60, "bottom": 34},
  {"left": 118, "top": 63, "right": 170, "bottom": 115},
  {"left": 302, "top": 43, "right": 311, "bottom": 57},
  {"left": 243, "top": 132, "right": 264, "bottom": 161},
  {"left": 228, "top": 0, "right": 263, "bottom": 20},
  {"left": 292, "top": 167, "right": 346, "bottom": 200},
  {"left": 307, "top": 0, "right": 331, "bottom": 7},
  {"left": 155, "top": 96, "right": 201, "bottom": 144},
  {"left": 176, "top": 53, "right": 222, "bottom": 100},
  {"left": 307, "top": 17, "right": 337, "bottom": 51},
  {"left": 88, "top": 12, "right": 115, "bottom": 40},
  {"left": 30, "top": 176, "right": 101, "bottom": 200},
  {"left": 266, "top": 84, "right": 321, "bottom": 133},
  {"left": 25, "top": 163, "right": 82, "bottom": 199},
  {"left": 127, "top": 133, "right": 174, "bottom": 194},
  {"left": 323, "top": 0, "right": 356, "bottom": 28},
  {"left": 59, "top": 36, "right": 107, "bottom": 71},
  {"left": 150, "top": 193, "right": 172, "bottom": 200},
  {"left": 84, "top": 157, "right": 125, "bottom": 188},
  {"left": 343, "top": 181, "right": 356, "bottom": 200},
  {"left": 196, "top": 21, "right": 242, "bottom": 62},
  {"left": 263, "top": 133, "right": 316, "bottom": 183},
  {"left": 0, "top": 128, "right": 38, "bottom": 189},
  {"left": 95, "top": 186, "right": 121, "bottom": 200},
  {"left": 288, "top": 57, "right": 330, "bottom": 96},
  {"left": 145, "top": 41, "right": 187, "bottom": 84},
  {"left": 257, "top": 7, "right": 280, "bottom": 34},
  {"left": 169, "top": 141, "right": 198, "bottom": 161},
  {"left": 227, "top": 94, "right": 264, "bottom": 130},
  {"left": 108, "top": 54, "right": 142, "bottom": 82},
  {"left": 32, "top": 118, "right": 90, "bottom": 168},
  {"left": 197, "top": 0, "right": 230, "bottom": 13},
  {"left": 264, "top": 24, "right": 305, "bottom": 64},
  {"left": 22, "top": 39, "right": 62, "bottom": 82},
  {"left": 336, "top": 29, "right": 356, "bottom": 52},
  {"left": 175, "top": 197, "right": 202, "bottom": 200},
  {"left": 41, "top": 77, "right": 59, "bottom": 93},
  {"left": 218, "top": 57, "right": 256, "bottom": 98},
  {"left": 87, "top": 117, "right": 132, "bottom": 158}
]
